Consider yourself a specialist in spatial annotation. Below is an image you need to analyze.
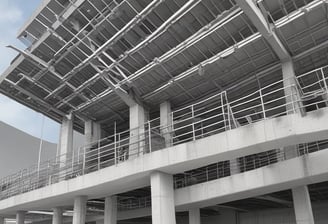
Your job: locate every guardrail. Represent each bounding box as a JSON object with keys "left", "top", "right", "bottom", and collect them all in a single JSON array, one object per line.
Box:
[
  {"left": 173, "top": 139, "right": 328, "bottom": 189},
  {"left": 0, "top": 65, "right": 327, "bottom": 201}
]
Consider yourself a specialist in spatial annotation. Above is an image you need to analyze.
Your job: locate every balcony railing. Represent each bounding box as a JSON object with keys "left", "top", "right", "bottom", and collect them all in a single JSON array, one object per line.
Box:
[{"left": 0, "top": 65, "right": 327, "bottom": 201}]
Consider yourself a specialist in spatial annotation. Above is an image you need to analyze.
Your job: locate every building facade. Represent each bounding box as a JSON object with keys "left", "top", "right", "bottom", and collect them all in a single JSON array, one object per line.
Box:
[{"left": 1, "top": 0, "right": 328, "bottom": 223}]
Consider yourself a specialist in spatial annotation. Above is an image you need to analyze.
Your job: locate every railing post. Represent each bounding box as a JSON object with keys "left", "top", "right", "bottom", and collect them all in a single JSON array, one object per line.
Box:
[
  {"left": 148, "top": 120, "right": 152, "bottom": 153},
  {"left": 221, "top": 93, "right": 227, "bottom": 131},
  {"left": 114, "top": 133, "right": 117, "bottom": 165},
  {"left": 259, "top": 87, "right": 266, "bottom": 119},
  {"left": 322, "top": 68, "right": 328, "bottom": 92},
  {"left": 71, "top": 149, "right": 75, "bottom": 178},
  {"left": 98, "top": 141, "right": 101, "bottom": 170},
  {"left": 82, "top": 147, "right": 86, "bottom": 175},
  {"left": 191, "top": 105, "right": 196, "bottom": 141}
]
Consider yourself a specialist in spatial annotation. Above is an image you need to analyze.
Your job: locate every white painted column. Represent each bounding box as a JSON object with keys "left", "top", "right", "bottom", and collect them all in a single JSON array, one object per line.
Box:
[
  {"left": 282, "top": 61, "right": 303, "bottom": 159},
  {"left": 104, "top": 196, "right": 117, "bottom": 224},
  {"left": 72, "top": 196, "right": 87, "bottom": 224},
  {"left": 189, "top": 208, "right": 200, "bottom": 224},
  {"left": 52, "top": 207, "right": 63, "bottom": 224},
  {"left": 151, "top": 171, "right": 176, "bottom": 224},
  {"left": 292, "top": 186, "right": 314, "bottom": 224},
  {"left": 59, "top": 114, "right": 74, "bottom": 168},
  {"left": 160, "top": 101, "right": 173, "bottom": 148},
  {"left": 129, "top": 103, "right": 146, "bottom": 158},
  {"left": 16, "top": 211, "right": 25, "bottom": 224},
  {"left": 282, "top": 60, "right": 304, "bottom": 115},
  {"left": 84, "top": 120, "right": 101, "bottom": 145}
]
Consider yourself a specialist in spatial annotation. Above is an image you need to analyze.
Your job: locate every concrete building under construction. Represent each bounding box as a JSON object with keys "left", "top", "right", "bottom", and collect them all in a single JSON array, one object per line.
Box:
[{"left": 1, "top": 0, "right": 328, "bottom": 223}]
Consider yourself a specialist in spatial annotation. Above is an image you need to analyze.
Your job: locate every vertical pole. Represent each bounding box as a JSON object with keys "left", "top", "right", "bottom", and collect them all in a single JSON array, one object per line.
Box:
[
  {"left": 259, "top": 88, "right": 266, "bottom": 119},
  {"left": 37, "top": 115, "right": 45, "bottom": 180},
  {"left": 225, "top": 92, "right": 232, "bottom": 130},
  {"left": 148, "top": 120, "right": 152, "bottom": 153},
  {"left": 70, "top": 149, "right": 74, "bottom": 178},
  {"left": 114, "top": 122, "right": 117, "bottom": 165},
  {"left": 82, "top": 147, "right": 86, "bottom": 175},
  {"left": 98, "top": 140, "right": 100, "bottom": 170},
  {"left": 191, "top": 105, "right": 196, "bottom": 141},
  {"left": 221, "top": 92, "right": 227, "bottom": 131}
]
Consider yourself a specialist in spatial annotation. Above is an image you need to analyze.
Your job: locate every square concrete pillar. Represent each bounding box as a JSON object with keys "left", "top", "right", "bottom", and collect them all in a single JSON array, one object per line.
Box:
[
  {"left": 0, "top": 216, "right": 4, "bottom": 224},
  {"left": 292, "top": 186, "right": 314, "bottom": 224},
  {"left": 151, "top": 171, "right": 176, "bottom": 224},
  {"left": 160, "top": 101, "right": 173, "bottom": 147},
  {"left": 189, "top": 208, "right": 200, "bottom": 224},
  {"left": 84, "top": 120, "right": 101, "bottom": 145},
  {"left": 282, "top": 60, "right": 304, "bottom": 115},
  {"left": 104, "top": 196, "right": 117, "bottom": 224},
  {"left": 72, "top": 196, "right": 87, "bottom": 224},
  {"left": 52, "top": 207, "right": 63, "bottom": 224},
  {"left": 16, "top": 211, "right": 25, "bottom": 224},
  {"left": 59, "top": 114, "right": 74, "bottom": 167},
  {"left": 129, "top": 103, "right": 146, "bottom": 158}
]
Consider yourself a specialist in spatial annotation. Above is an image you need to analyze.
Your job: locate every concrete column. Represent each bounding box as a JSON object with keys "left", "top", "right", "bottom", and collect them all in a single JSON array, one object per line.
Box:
[
  {"left": 84, "top": 120, "right": 101, "bottom": 145},
  {"left": 129, "top": 103, "right": 146, "bottom": 158},
  {"left": 151, "top": 171, "right": 176, "bottom": 224},
  {"left": 160, "top": 101, "right": 173, "bottom": 148},
  {"left": 72, "top": 196, "right": 87, "bottom": 224},
  {"left": 292, "top": 186, "right": 314, "bottom": 224},
  {"left": 59, "top": 114, "right": 74, "bottom": 166},
  {"left": 282, "top": 60, "right": 304, "bottom": 115},
  {"left": 16, "top": 211, "right": 25, "bottom": 224},
  {"left": 104, "top": 196, "right": 117, "bottom": 224},
  {"left": 52, "top": 207, "right": 63, "bottom": 224},
  {"left": 0, "top": 216, "right": 5, "bottom": 224},
  {"left": 189, "top": 208, "right": 200, "bottom": 224}
]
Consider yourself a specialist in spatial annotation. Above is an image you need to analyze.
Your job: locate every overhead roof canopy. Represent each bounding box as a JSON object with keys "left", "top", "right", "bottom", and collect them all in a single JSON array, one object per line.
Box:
[{"left": 1, "top": 0, "right": 328, "bottom": 133}]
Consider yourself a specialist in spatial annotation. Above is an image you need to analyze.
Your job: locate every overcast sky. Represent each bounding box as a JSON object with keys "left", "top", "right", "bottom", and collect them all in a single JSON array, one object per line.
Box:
[{"left": 0, "top": 0, "right": 60, "bottom": 143}]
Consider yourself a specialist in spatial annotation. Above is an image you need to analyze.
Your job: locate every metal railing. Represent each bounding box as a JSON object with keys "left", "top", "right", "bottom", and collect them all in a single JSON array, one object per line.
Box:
[
  {"left": 0, "top": 65, "right": 327, "bottom": 200},
  {"left": 173, "top": 139, "right": 328, "bottom": 189},
  {"left": 118, "top": 196, "right": 151, "bottom": 211}
]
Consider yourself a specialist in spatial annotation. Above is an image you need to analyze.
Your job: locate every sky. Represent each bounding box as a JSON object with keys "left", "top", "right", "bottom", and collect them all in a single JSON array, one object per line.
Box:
[{"left": 0, "top": 0, "right": 60, "bottom": 143}]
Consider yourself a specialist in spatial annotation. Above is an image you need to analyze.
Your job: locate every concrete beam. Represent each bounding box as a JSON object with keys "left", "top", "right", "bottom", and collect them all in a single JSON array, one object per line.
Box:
[{"left": 235, "top": 0, "right": 290, "bottom": 61}]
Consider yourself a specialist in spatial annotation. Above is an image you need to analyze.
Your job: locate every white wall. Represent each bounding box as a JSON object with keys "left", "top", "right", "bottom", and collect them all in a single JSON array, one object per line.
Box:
[{"left": 0, "top": 121, "right": 57, "bottom": 178}]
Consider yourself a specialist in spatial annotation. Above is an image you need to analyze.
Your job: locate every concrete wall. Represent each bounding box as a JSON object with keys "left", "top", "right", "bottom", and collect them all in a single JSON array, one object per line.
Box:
[{"left": 0, "top": 121, "right": 57, "bottom": 178}]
